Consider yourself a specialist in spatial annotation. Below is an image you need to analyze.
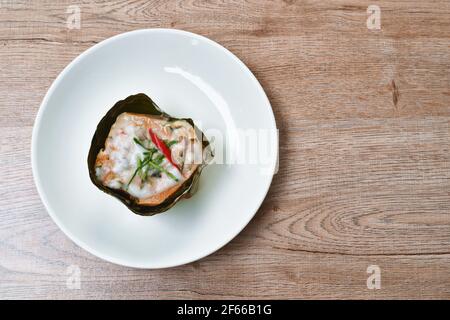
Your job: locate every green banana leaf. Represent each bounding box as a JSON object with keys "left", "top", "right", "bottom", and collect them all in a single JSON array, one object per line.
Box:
[{"left": 87, "top": 93, "right": 212, "bottom": 216}]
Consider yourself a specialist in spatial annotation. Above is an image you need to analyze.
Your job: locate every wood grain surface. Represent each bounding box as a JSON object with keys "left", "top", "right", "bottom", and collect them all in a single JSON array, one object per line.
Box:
[{"left": 1, "top": 0, "right": 450, "bottom": 299}]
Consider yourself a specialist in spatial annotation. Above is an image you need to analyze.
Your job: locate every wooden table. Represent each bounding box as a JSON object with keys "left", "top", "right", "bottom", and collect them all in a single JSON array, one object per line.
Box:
[{"left": 1, "top": 0, "right": 449, "bottom": 299}]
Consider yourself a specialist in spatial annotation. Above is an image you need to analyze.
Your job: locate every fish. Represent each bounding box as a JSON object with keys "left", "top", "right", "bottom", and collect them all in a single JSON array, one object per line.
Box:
[{"left": 88, "top": 93, "right": 212, "bottom": 215}]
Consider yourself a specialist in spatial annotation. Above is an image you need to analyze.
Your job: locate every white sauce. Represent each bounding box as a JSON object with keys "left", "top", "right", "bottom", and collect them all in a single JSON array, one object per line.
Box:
[{"left": 95, "top": 113, "right": 201, "bottom": 200}]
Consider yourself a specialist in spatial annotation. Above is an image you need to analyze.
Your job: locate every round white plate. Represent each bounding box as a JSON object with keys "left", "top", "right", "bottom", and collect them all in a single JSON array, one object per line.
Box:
[{"left": 32, "top": 29, "right": 277, "bottom": 268}]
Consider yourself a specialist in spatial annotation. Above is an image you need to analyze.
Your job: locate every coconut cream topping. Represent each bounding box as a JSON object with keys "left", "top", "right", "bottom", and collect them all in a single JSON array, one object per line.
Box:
[{"left": 95, "top": 112, "right": 202, "bottom": 203}]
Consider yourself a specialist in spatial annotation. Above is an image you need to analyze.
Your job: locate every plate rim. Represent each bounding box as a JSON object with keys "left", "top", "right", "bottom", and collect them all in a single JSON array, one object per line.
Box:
[{"left": 31, "top": 28, "right": 278, "bottom": 269}]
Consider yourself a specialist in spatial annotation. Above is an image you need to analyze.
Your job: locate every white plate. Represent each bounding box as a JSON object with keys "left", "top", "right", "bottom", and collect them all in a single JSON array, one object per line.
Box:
[{"left": 32, "top": 29, "right": 277, "bottom": 268}]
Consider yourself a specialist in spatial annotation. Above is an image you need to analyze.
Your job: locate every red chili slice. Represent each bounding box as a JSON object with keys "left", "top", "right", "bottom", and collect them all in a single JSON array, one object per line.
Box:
[{"left": 148, "top": 128, "right": 181, "bottom": 172}]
